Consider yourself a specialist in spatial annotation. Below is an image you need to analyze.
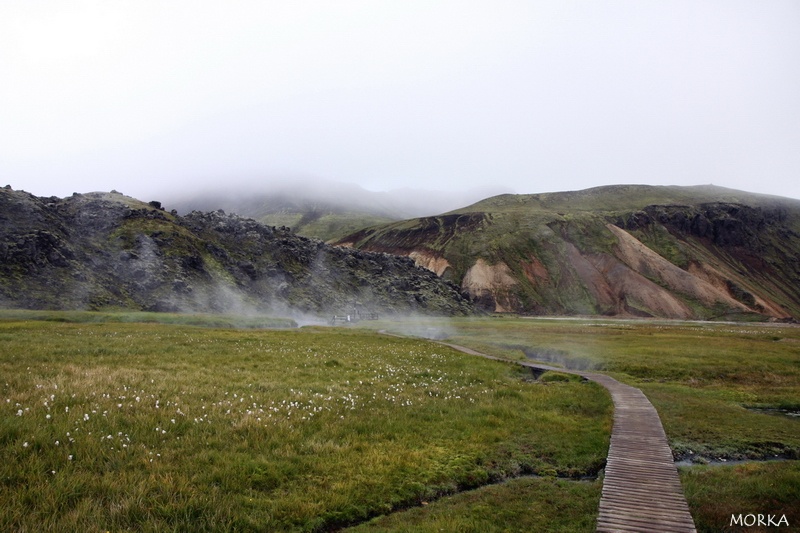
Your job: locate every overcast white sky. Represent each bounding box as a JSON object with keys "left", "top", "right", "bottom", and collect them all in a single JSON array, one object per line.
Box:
[{"left": 2, "top": 1, "right": 799, "bottom": 201}]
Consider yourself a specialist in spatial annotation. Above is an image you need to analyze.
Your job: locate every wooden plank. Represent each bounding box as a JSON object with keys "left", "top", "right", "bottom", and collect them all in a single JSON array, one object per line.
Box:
[{"left": 598, "top": 510, "right": 697, "bottom": 528}]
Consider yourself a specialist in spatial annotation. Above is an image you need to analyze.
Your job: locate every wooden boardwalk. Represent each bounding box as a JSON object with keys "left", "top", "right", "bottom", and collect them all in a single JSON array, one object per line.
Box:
[
  {"left": 438, "top": 342, "right": 697, "bottom": 532},
  {"left": 586, "top": 374, "right": 696, "bottom": 532}
]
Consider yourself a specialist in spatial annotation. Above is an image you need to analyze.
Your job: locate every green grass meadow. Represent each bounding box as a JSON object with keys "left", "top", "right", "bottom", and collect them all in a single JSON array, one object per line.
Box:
[
  {"left": 0, "top": 313, "right": 610, "bottom": 532},
  {"left": 1, "top": 312, "right": 798, "bottom": 531},
  {"left": 373, "top": 316, "right": 800, "bottom": 532},
  {"left": 422, "top": 317, "right": 800, "bottom": 460}
]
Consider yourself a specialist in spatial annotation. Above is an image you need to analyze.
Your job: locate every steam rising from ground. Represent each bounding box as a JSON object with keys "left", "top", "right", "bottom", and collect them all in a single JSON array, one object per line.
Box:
[
  {"left": 521, "top": 347, "right": 604, "bottom": 371},
  {"left": 177, "top": 282, "right": 335, "bottom": 328},
  {"left": 376, "top": 316, "right": 457, "bottom": 341}
]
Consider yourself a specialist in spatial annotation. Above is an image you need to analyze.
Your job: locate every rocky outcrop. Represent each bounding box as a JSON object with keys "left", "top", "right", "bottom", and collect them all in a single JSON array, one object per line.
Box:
[
  {"left": 0, "top": 188, "right": 473, "bottom": 316},
  {"left": 622, "top": 203, "right": 789, "bottom": 247}
]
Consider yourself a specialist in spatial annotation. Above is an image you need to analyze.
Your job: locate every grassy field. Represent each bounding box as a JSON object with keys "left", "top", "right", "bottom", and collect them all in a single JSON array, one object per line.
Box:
[
  {"left": 0, "top": 313, "right": 611, "bottom": 532},
  {"left": 2, "top": 312, "right": 798, "bottom": 531},
  {"left": 0, "top": 309, "right": 298, "bottom": 329},
  {"left": 370, "top": 316, "right": 800, "bottom": 531},
  {"left": 350, "top": 477, "right": 602, "bottom": 532},
  {"left": 681, "top": 461, "right": 800, "bottom": 532},
  {"left": 407, "top": 317, "right": 800, "bottom": 459}
]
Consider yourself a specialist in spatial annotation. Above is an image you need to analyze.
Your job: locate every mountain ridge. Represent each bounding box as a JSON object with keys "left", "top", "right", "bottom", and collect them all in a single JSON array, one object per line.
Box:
[
  {"left": 335, "top": 184, "right": 800, "bottom": 321},
  {"left": 4, "top": 183, "right": 798, "bottom": 322}
]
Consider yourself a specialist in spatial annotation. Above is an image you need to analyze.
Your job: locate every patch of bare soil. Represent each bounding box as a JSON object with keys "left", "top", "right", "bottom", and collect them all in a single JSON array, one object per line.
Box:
[
  {"left": 461, "top": 258, "right": 519, "bottom": 312},
  {"left": 520, "top": 255, "right": 550, "bottom": 284},
  {"left": 606, "top": 224, "right": 751, "bottom": 312},
  {"left": 409, "top": 250, "right": 451, "bottom": 276},
  {"left": 561, "top": 241, "right": 693, "bottom": 318},
  {"left": 564, "top": 243, "right": 620, "bottom": 314},
  {"left": 587, "top": 253, "right": 695, "bottom": 318}
]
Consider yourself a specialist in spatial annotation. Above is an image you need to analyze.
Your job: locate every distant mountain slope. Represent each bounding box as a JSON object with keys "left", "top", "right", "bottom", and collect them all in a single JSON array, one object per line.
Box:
[
  {"left": 162, "top": 180, "right": 507, "bottom": 241},
  {"left": 336, "top": 185, "right": 800, "bottom": 321},
  {"left": 0, "top": 187, "right": 472, "bottom": 317}
]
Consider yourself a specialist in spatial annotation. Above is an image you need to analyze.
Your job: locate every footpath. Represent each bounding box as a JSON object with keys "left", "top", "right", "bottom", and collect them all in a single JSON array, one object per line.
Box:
[{"left": 437, "top": 341, "right": 697, "bottom": 533}]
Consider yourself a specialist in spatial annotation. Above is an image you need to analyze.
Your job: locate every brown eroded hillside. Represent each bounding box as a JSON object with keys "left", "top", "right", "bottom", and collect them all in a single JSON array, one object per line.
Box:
[{"left": 336, "top": 185, "right": 800, "bottom": 321}]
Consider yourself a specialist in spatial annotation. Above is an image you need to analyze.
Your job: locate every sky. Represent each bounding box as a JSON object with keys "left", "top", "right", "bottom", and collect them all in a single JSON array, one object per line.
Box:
[{"left": 2, "top": 1, "right": 799, "bottom": 202}]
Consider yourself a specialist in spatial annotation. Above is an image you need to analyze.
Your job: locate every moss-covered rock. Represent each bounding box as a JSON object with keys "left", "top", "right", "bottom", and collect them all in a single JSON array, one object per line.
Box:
[{"left": 0, "top": 189, "right": 473, "bottom": 317}]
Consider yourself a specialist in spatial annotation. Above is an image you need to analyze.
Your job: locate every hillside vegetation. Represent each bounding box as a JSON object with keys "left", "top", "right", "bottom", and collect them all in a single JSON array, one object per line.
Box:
[{"left": 337, "top": 185, "right": 800, "bottom": 320}]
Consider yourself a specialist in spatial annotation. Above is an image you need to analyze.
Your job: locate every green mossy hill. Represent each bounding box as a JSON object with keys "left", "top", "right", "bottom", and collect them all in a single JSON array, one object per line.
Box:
[
  {"left": 0, "top": 188, "right": 472, "bottom": 316},
  {"left": 336, "top": 185, "right": 800, "bottom": 320}
]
